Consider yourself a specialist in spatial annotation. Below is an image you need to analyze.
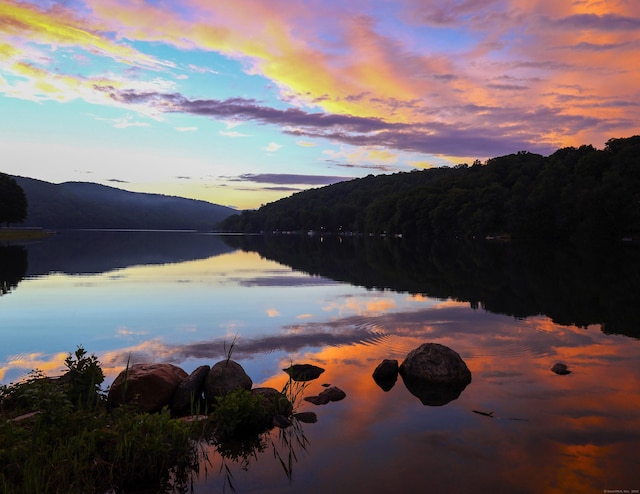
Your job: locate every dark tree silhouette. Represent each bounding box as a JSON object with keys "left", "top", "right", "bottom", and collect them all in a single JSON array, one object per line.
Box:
[
  {"left": 0, "top": 173, "right": 28, "bottom": 226},
  {"left": 220, "top": 136, "right": 640, "bottom": 242}
]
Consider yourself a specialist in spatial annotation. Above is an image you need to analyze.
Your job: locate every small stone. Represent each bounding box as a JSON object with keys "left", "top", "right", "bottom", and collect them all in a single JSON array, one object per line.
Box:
[
  {"left": 293, "top": 411, "right": 318, "bottom": 423},
  {"left": 319, "top": 386, "right": 346, "bottom": 402},
  {"left": 304, "top": 394, "right": 330, "bottom": 405},
  {"left": 551, "top": 362, "right": 571, "bottom": 375},
  {"left": 283, "top": 364, "right": 325, "bottom": 381},
  {"left": 273, "top": 414, "right": 291, "bottom": 429},
  {"left": 372, "top": 359, "right": 399, "bottom": 391}
]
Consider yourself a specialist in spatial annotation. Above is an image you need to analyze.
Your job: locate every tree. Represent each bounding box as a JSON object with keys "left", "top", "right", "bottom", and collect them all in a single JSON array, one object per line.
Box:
[{"left": 0, "top": 173, "right": 28, "bottom": 226}]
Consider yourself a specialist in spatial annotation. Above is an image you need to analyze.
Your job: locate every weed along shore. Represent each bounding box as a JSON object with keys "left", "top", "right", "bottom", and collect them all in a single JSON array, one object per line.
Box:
[{"left": 0, "top": 346, "right": 340, "bottom": 493}]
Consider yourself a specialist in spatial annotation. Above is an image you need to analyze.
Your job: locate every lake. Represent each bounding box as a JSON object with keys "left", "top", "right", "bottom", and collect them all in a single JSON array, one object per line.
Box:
[{"left": 1, "top": 230, "right": 639, "bottom": 493}]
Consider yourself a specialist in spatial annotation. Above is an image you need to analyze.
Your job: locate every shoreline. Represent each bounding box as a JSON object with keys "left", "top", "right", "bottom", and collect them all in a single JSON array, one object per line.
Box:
[{"left": 0, "top": 227, "right": 55, "bottom": 241}]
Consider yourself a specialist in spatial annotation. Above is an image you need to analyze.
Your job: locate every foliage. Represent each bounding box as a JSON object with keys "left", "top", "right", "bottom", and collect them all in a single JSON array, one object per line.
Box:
[
  {"left": 0, "top": 345, "right": 314, "bottom": 493},
  {"left": 0, "top": 349, "right": 201, "bottom": 493},
  {"left": 0, "top": 173, "right": 27, "bottom": 226},
  {"left": 63, "top": 346, "right": 105, "bottom": 409},
  {"left": 220, "top": 136, "right": 640, "bottom": 242},
  {"left": 212, "top": 388, "right": 269, "bottom": 438}
]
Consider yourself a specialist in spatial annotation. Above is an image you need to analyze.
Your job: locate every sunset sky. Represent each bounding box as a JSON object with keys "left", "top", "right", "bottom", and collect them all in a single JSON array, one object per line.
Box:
[{"left": 1, "top": 0, "right": 638, "bottom": 209}]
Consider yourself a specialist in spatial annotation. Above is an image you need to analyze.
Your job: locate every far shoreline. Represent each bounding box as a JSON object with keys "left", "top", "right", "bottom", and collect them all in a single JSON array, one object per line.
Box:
[{"left": 0, "top": 227, "right": 55, "bottom": 242}]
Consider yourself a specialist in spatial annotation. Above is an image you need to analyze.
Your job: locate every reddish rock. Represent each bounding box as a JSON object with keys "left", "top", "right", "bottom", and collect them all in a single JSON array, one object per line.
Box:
[{"left": 107, "top": 363, "right": 188, "bottom": 413}]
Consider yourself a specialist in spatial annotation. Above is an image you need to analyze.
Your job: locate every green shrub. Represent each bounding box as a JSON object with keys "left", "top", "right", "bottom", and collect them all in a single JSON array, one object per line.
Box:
[{"left": 212, "top": 389, "right": 269, "bottom": 438}]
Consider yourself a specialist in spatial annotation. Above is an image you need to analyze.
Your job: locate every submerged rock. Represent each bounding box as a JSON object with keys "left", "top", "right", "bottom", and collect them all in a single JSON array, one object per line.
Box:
[
  {"left": 551, "top": 362, "right": 571, "bottom": 375},
  {"left": 304, "top": 394, "right": 330, "bottom": 405},
  {"left": 319, "top": 386, "right": 346, "bottom": 402},
  {"left": 372, "top": 359, "right": 399, "bottom": 391},
  {"left": 283, "top": 364, "right": 325, "bottom": 381},
  {"left": 304, "top": 385, "right": 346, "bottom": 405},
  {"left": 294, "top": 411, "right": 318, "bottom": 423},
  {"left": 108, "top": 363, "right": 187, "bottom": 413}
]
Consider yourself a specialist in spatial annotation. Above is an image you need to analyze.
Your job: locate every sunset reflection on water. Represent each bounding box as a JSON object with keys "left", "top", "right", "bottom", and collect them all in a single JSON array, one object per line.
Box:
[
  {"left": 189, "top": 307, "right": 640, "bottom": 494},
  {"left": 1, "top": 232, "right": 639, "bottom": 493}
]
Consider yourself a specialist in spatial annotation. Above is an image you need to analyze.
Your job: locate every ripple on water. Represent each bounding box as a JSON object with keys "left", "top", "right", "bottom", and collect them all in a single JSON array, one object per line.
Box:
[{"left": 342, "top": 319, "right": 553, "bottom": 361}]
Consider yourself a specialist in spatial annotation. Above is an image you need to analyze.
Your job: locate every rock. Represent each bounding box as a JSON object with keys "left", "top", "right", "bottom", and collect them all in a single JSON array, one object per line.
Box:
[
  {"left": 283, "top": 364, "right": 325, "bottom": 381},
  {"left": 303, "top": 386, "right": 346, "bottom": 405},
  {"left": 551, "top": 362, "right": 571, "bottom": 375},
  {"left": 171, "top": 365, "right": 210, "bottom": 415},
  {"left": 204, "top": 360, "right": 252, "bottom": 401},
  {"left": 372, "top": 359, "right": 399, "bottom": 391},
  {"left": 399, "top": 343, "right": 471, "bottom": 386},
  {"left": 304, "top": 394, "right": 331, "bottom": 405},
  {"left": 273, "top": 414, "right": 291, "bottom": 428},
  {"left": 399, "top": 343, "right": 471, "bottom": 406},
  {"left": 319, "top": 386, "right": 346, "bottom": 402},
  {"left": 107, "top": 363, "right": 188, "bottom": 412},
  {"left": 293, "top": 411, "right": 318, "bottom": 423}
]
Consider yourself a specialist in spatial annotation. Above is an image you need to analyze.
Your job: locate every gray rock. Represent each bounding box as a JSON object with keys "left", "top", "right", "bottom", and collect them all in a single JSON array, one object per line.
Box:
[
  {"left": 399, "top": 343, "right": 471, "bottom": 386},
  {"left": 203, "top": 359, "right": 252, "bottom": 402},
  {"left": 107, "top": 363, "right": 187, "bottom": 413},
  {"left": 399, "top": 343, "right": 471, "bottom": 406},
  {"left": 171, "top": 365, "right": 210, "bottom": 415}
]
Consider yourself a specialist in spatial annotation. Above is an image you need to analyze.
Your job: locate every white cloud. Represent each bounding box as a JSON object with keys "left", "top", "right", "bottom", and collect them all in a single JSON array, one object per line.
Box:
[{"left": 264, "top": 142, "right": 283, "bottom": 152}]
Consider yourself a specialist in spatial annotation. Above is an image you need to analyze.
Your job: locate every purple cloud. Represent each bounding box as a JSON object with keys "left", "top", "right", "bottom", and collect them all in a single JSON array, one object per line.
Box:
[
  {"left": 231, "top": 173, "right": 353, "bottom": 186},
  {"left": 555, "top": 13, "right": 640, "bottom": 31}
]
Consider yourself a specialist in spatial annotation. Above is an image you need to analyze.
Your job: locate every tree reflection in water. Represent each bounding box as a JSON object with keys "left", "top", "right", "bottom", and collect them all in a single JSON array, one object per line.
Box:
[{"left": 0, "top": 245, "right": 27, "bottom": 296}]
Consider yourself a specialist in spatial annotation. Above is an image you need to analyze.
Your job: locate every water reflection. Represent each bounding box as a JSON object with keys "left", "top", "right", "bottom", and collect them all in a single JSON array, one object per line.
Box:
[
  {"left": 23, "top": 230, "right": 236, "bottom": 276},
  {"left": 0, "top": 245, "right": 27, "bottom": 295},
  {"left": 224, "top": 235, "right": 640, "bottom": 339},
  {"left": 1, "top": 232, "right": 639, "bottom": 492}
]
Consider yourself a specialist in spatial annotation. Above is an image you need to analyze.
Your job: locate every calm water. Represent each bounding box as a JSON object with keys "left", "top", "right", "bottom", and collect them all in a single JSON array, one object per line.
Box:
[{"left": 1, "top": 230, "right": 639, "bottom": 493}]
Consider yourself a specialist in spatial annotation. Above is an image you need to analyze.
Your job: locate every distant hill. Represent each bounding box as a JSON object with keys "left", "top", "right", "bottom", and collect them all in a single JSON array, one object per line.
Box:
[
  {"left": 12, "top": 176, "right": 236, "bottom": 231},
  {"left": 220, "top": 135, "right": 640, "bottom": 242}
]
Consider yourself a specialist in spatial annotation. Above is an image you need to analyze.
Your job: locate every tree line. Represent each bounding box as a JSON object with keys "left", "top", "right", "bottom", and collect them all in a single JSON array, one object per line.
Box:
[
  {"left": 0, "top": 173, "right": 27, "bottom": 226},
  {"left": 220, "top": 136, "right": 640, "bottom": 242}
]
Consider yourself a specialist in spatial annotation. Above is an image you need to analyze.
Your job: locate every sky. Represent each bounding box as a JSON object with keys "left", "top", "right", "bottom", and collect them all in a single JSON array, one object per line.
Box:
[{"left": 1, "top": 0, "right": 639, "bottom": 209}]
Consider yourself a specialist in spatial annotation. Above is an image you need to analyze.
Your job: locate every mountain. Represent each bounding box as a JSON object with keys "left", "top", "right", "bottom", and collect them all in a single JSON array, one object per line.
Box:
[{"left": 12, "top": 176, "right": 236, "bottom": 231}]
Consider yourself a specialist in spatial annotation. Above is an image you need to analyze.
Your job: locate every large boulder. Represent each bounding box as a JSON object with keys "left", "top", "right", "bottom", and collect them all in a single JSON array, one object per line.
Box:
[
  {"left": 171, "top": 365, "right": 211, "bottom": 415},
  {"left": 399, "top": 343, "right": 471, "bottom": 406},
  {"left": 204, "top": 359, "right": 252, "bottom": 402},
  {"left": 107, "top": 363, "right": 187, "bottom": 412}
]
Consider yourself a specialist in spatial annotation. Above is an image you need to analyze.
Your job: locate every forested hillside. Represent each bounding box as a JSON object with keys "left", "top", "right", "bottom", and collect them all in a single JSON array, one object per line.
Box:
[
  {"left": 12, "top": 176, "right": 236, "bottom": 231},
  {"left": 221, "top": 136, "right": 640, "bottom": 241}
]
